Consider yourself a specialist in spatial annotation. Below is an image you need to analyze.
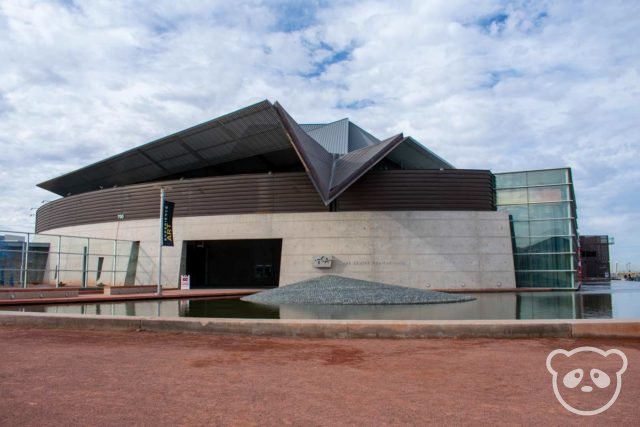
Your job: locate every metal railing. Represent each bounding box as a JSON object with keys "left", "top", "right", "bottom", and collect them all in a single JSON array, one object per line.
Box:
[{"left": 0, "top": 230, "right": 138, "bottom": 288}]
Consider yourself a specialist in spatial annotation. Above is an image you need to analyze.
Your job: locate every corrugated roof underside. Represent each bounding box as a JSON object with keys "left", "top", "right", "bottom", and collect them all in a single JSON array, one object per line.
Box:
[{"left": 38, "top": 100, "right": 292, "bottom": 196}]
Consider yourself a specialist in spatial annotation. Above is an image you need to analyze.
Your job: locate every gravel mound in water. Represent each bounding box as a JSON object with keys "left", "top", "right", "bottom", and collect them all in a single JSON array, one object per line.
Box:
[{"left": 242, "top": 275, "right": 474, "bottom": 305}]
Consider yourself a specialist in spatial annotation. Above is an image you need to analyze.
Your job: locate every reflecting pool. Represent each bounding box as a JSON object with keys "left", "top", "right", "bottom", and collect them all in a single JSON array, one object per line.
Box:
[{"left": 3, "top": 281, "right": 640, "bottom": 321}]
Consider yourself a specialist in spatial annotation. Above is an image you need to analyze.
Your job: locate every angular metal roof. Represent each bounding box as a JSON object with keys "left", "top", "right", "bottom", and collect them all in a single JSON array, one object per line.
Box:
[
  {"left": 275, "top": 101, "right": 406, "bottom": 204},
  {"left": 305, "top": 118, "right": 349, "bottom": 154},
  {"left": 329, "top": 133, "right": 405, "bottom": 202},
  {"left": 38, "top": 100, "right": 293, "bottom": 196},
  {"left": 39, "top": 100, "right": 455, "bottom": 206},
  {"left": 299, "top": 119, "right": 383, "bottom": 155},
  {"left": 348, "top": 122, "right": 380, "bottom": 151},
  {"left": 273, "top": 102, "right": 335, "bottom": 201},
  {"left": 386, "top": 137, "right": 455, "bottom": 169},
  {"left": 298, "top": 123, "right": 326, "bottom": 132}
]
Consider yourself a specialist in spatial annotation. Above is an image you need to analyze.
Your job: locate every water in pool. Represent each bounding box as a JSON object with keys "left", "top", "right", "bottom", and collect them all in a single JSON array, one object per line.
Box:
[{"left": 3, "top": 281, "right": 640, "bottom": 320}]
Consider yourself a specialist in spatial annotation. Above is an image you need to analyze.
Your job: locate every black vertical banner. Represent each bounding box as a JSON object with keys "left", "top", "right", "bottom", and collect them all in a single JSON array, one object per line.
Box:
[{"left": 162, "top": 200, "right": 175, "bottom": 246}]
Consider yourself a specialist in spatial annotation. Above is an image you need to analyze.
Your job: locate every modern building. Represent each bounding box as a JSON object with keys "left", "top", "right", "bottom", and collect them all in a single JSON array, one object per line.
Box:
[
  {"left": 580, "top": 235, "right": 613, "bottom": 281},
  {"left": 495, "top": 169, "right": 579, "bottom": 288},
  {"left": 34, "top": 100, "right": 517, "bottom": 290}
]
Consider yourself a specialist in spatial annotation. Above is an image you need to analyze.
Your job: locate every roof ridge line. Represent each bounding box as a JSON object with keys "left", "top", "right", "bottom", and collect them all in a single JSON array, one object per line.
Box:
[
  {"left": 328, "top": 153, "right": 340, "bottom": 191},
  {"left": 273, "top": 101, "right": 335, "bottom": 205}
]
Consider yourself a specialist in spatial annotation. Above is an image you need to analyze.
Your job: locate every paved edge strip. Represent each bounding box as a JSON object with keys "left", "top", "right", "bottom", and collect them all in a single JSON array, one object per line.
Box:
[{"left": 1, "top": 312, "right": 639, "bottom": 338}]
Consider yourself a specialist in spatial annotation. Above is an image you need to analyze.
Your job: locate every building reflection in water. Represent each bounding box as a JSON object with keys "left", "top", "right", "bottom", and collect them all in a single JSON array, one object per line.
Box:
[
  {"left": 577, "top": 293, "right": 613, "bottom": 319},
  {"left": 2, "top": 284, "right": 637, "bottom": 320},
  {"left": 516, "top": 291, "right": 613, "bottom": 319}
]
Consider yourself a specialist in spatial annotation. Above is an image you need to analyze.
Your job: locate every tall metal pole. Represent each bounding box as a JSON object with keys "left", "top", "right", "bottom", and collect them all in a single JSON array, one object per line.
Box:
[
  {"left": 56, "top": 235, "right": 61, "bottom": 287},
  {"left": 112, "top": 239, "right": 117, "bottom": 286},
  {"left": 157, "top": 188, "right": 164, "bottom": 296},
  {"left": 19, "top": 236, "right": 25, "bottom": 288},
  {"left": 23, "top": 233, "right": 30, "bottom": 288},
  {"left": 84, "top": 238, "right": 90, "bottom": 288}
]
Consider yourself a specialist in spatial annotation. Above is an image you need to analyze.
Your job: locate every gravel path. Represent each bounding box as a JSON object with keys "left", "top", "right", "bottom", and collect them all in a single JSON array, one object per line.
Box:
[{"left": 242, "top": 275, "right": 474, "bottom": 305}]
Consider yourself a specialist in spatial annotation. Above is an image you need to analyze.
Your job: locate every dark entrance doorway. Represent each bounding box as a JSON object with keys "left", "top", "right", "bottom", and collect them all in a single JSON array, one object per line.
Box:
[{"left": 185, "top": 239, "right": 282, "bottom": 289}]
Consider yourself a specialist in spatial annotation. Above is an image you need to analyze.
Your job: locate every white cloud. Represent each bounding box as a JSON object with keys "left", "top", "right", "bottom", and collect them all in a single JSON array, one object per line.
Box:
[{"left": 0, "top": 0, "right": 638, "bottom": 268}]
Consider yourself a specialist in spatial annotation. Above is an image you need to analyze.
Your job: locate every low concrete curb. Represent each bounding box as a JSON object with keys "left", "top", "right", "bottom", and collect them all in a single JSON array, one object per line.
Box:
[
  {"left": 0, "top": 289, "right": 257, "bottom": 306},
  {"left": 0, "top": 312, "right": 142, "bottom": 331},
  {"left": 0, "top": 288, "right": 79, "bottom": 300},
  {"left": 103, "top": 285, "right": 157, "bottom": 296},
  {"left": 1, "top": 312, "right": 639, "bottom": 338}
]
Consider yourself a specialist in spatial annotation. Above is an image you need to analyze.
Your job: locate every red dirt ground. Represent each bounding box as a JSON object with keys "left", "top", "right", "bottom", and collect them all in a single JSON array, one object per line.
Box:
[{"left": 0, "top": 326, "right": 638, "bottom": 426}]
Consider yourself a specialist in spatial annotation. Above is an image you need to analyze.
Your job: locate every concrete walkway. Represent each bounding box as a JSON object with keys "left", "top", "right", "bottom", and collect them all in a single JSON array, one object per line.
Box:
[{"left": 0, "top": 326, "right": 638, "bottom": 426}]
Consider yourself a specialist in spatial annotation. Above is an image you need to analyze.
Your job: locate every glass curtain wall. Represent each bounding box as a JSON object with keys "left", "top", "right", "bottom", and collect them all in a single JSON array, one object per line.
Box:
[{"left": 495, "top": 168, "right": 579, "bottom": 288}]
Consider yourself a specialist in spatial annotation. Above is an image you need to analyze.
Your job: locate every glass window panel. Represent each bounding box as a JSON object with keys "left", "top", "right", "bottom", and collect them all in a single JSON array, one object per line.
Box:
[
  {"left": 528, "top": 236, "right": 572, "bottom": 252},
  {"left": 529, "top": 219, "right": 571, "bottom": 236},
  {"left": 528, "top": 186, "right": 568, "bottom": 203},
  {"left": 495, "top": 172, "right": 527, "bottom": 189},
  {"left": 526, "top": 169, "right": 568, "bottom": 186},
  {"left": 514, "top": 237, "right": 531, "bottom": 253},
  {"left": 531, "top": 254, "right": 572, "bottom": 270},
  {"left": 528, "top": 202, "right": 571, "bottom": 220},
  {"left": 514, "top": 255, "right": 529, "bottom": 271},
  {"left": 517, "top": 293, "right": 576, "bottom": 318},
  {"left": 498, "top": 204, "right": 529, "bottom": 221},
  {"left": 516, "top": 271, "right": 533, "bottom": 286},
  {"left": 512, "top": 222, "right": 530, "bottom": 238},
  {"left": 496, "top": 188, "right": 528, "bottom": 205},
  {"left": 515, "top": 254, "right": 573, "bottom": 270},
  {"left": 516, "top": 271, "right": 574, "bottom": 288}
]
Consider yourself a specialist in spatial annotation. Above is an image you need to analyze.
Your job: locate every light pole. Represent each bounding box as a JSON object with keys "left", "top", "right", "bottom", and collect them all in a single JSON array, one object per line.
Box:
[{"left": 158, "top": 187, "right": 165, "bottom": 296}]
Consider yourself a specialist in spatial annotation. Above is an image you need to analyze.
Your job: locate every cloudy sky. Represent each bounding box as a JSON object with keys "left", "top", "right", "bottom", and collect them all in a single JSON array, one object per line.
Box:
[{"left": 0, "top": 0, "right": 638, "bottom": 270}]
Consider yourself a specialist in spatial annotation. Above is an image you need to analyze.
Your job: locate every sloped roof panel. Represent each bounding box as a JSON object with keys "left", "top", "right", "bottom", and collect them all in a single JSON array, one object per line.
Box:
[
  {"left": 273, "top": 102, "right": 334, "bottom": 202},
  {"left": 348, "top": 122, "right": 380, "bottom": 151},
  {"left": 299, "top": 123, "right": 326, "bottom": 132},
  {"left": 386, "top": 137, "right": 454, "bottom": 169},
  {"left": 306, "top": 118, "right": 349, "bottom": 154},
  {"left": 328, "top": 133, "right": 405, "bottom": 202}
]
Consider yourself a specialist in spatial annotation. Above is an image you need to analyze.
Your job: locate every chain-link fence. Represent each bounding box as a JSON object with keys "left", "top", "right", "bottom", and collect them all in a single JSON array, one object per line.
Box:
[{"left": 0, "top": 230, "right": 138, "bottom": 288}]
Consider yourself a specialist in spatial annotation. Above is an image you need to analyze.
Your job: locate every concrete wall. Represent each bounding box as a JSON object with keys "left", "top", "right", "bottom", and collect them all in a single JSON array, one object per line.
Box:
[{"left": 43, "top": 211, "right": 516, "bottom": 290}]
